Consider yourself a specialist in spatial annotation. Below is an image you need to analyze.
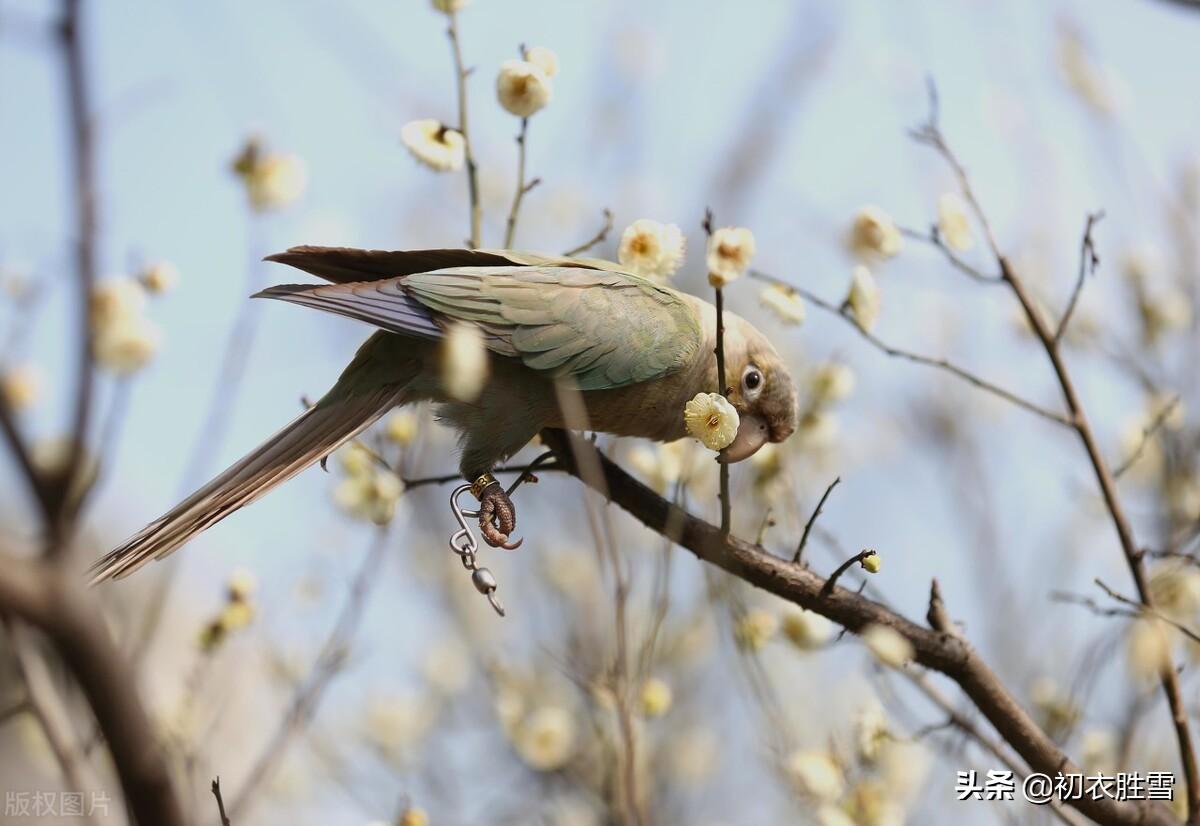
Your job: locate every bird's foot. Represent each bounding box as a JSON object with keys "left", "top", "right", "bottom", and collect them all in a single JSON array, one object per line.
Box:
[{"left": 471, "top": 473, "right": 523, "bottom": 550}]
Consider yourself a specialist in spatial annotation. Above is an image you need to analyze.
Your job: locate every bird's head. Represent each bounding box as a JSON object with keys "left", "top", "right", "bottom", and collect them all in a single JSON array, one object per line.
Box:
[{"left": 717, "top": 315, "right": 798, "bottom": 464}]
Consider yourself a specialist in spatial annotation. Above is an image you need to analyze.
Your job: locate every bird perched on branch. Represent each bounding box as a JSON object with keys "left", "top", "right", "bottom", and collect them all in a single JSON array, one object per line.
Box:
[{"left": 88, "top": 247, "right": 798, "bottom": 584}]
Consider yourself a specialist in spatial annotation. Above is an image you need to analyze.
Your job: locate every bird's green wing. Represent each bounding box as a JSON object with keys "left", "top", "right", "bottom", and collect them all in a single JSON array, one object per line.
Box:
[
  {"left": 405, "top": 266, "right": 703, "bottom": 390},
  {"left": 257, "top": 265, "right": 703, "bottom": 391}
]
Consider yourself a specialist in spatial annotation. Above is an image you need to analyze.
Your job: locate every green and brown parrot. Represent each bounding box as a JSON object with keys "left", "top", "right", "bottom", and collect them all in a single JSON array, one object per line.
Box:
[{"left": 88, "top": 247, "right": 798, "bottom": 584}]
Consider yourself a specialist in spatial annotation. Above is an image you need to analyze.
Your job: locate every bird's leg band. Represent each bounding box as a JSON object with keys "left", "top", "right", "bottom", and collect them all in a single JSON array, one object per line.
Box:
[
  {"left": 470, "top": 472, "right": 498, "bottom": 500},
  {"left": 472, "top": 472, "right": 522, "bottom": 550}
]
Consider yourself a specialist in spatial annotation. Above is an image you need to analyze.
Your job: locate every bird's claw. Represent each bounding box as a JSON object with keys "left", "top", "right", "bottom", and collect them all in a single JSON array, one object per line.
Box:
[{"left": 477, "top": 480, "right": 522, "bottom": 550}]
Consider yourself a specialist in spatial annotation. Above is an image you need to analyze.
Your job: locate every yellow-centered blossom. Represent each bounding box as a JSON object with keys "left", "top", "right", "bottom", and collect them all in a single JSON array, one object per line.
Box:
[
  {"left": 848, "top": 205, "right": 902, "bottom": 259},
  {"left": 401, "top": 119, "right": 466, "bottom": 172},
  {"left": 759, "top": 283, "right": 806, "bottom": 325},
  {"left": 617, "top": 219, "right": 685, "bottom": 281},
  {"left": 845, "top": 265, "right": 881, "bottom": 332},
  {"left": 522, "top": 46, "right": 559, "bottom": 79},
  {"left": 706, "top": 226, "right": 756, "bottom": 287},
  {"left": 496, "top": 60, "right": 552, "bottom": 118},
  {"left": 937, "top": 192, "right": 973, "bottom": 252},
  {"left": 684, "top": 392, "right": 739, "bottom": 451}
]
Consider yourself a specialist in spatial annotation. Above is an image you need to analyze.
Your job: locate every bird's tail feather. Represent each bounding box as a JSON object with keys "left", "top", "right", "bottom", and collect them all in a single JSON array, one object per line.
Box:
[{"left": 87, "top": 384, "right": 403, "bottom": 585}]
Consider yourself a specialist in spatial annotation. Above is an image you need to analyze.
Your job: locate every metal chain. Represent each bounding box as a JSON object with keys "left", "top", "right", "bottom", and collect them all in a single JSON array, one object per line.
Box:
[{"left": 448, "top": 484, "right": 505, "bottom": 616}]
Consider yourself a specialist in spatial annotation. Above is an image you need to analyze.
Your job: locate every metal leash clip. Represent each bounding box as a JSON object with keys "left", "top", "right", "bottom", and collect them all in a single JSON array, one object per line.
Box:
[{"left": 448, "top": 484, "right": 505, "bottom": 617}]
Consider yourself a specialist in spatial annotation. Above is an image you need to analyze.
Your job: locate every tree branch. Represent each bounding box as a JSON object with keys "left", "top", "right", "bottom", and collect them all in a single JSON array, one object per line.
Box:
[
  {"left": 0, "top": 556, "right": 185, "bottom": 826},
  {"left": 911, "top": 86, "right": 1200, "bottom": 822},
  {"left": 446, "top": 10, "right": 481, "bottom": 248},
  {"left": 51, "top": 0, "right": 98, "bottom": 549},
  {"left": 748, "top": 269, "right": 1072, "bottom": 427},
  {"left": 540, "top": 428, "right": 1176, "bottom": 826},
  {"left": 562, "top": 208, "right": 613, "bottom": 257},
  {"left": 793, "top": 476, "right": 839, "bottom": 564}
]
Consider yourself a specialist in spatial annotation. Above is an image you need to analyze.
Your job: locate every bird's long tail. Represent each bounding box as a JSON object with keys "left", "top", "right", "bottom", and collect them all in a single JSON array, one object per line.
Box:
[{"left": 88, "top": 334, "right": 413, "bottom": 584}]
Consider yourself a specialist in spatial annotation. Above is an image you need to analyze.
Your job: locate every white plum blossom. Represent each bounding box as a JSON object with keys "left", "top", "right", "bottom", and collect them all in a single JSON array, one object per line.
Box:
[
  {"left": 441, "top": 321, "right": 489, "bottom": 402},
  {"left": 93, "top": 315, "right": 161, "bottom": 375},
  {"left": 846, "top": 265, "right": 881, "bottom": 332},
  {"left": 522, "top": 46, "right": 559, "bottom": 79},
  {"left": 401, "top": 119, "right": 466, "bottom": 172},
  {"left": 937, "top": 192, "right": 973, "bottom": 252},
  {"left": 848, "top": 205, "right": 902, "bottom": 259},
  {"left": 496, "top": 60, "right": 553, "bottom": 118},
  {"left": 706, "top": 226, "right": 756, "bottom": 287},
  {"left": 617, "top": 219, "right": 685, "bottom": 280},
  {"left": 514, "top": 706, "right": 577, "bottom": 771},
  {"left": 684, "top": 392, "right": 739, "bottom": 451},
  {"left": 862, "top": 623, "right": 914, "bottom": 668},
  {"left": 759, "top": 283, "right": 806, "bottom": 324}
]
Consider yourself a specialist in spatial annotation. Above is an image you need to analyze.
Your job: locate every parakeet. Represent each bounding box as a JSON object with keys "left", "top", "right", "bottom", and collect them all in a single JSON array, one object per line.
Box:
[{"left": 88, "top": 247, "right": 798, "bottom": 584}]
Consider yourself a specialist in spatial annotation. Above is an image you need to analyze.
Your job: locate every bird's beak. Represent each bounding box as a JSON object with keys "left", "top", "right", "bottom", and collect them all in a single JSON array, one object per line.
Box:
[{"left": 718, "top": 413, "right": 769, "bottom": 464}]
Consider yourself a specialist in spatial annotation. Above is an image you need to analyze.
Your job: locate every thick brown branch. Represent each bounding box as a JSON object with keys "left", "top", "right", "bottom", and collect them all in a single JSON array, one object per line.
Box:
[
  {"left": 0, "top": 556, "right": 185, "bottom": 826},
  {"left": 540, "top": 428, "right": 1176, "bottom": 826}
]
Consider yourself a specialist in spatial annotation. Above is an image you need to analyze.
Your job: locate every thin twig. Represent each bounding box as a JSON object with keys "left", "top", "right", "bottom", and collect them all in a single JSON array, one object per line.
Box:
[
  {"left": 793, "top": 476, "right": 840, "bottom": 564},
  {"left": 1113, "top": 395, "right": 1180, "bottom": 479},
  {"left": 51, "top": 0, "right": 99, "bottom": 550},
  {"left": 702, "top": 211, "right": 733, "bottom": 535},
  {"left": 503, "top": 117, "right": 540, "bottom": 249},
  {"left": 749, "top": 269, "right": 1072, "bottom": 427},
  {"left": 401, "top": 455, "right": 562, "bottom": 491},
  {"left": 1096, "top": 578, "right": 1200, "bottom": 645},
  {"left": 228, "top": 525, "right": 392, "bottom": 818},
  {"left": 1056, "top": 211, "right": 1105, "bottom": 344},
  {"left": 819, "top": 549, "right": 877, "bottom": 598},
  {"left": 446, "top": 10, "right": 481, "bottom": 248},
  {"left": 211, "top": 777, "right": 231, "bottom": 826},
  {"left": 563, "top": 209, "right": 614, "bottom": 257},
  {"left": 898, "top": 225, "right": 1003, "bottom": 284}
]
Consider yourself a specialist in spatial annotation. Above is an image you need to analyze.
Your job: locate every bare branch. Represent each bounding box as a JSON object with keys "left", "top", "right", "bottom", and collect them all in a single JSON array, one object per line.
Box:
[
  {"left": 910, "top": 86, "right": 1200, "bottom": 819},
  {"left": 899, "top": 225, "right": 1003, "bottom": 284},
  {"left": 703, "top": 210, "right": 732, "bottom": 534},
  {"left": 749, "top": 269, "right": 1072, "bottom": 426},
  {"left": 0, "top": 556, "right": 185, "bottom": 826},
  {"left": 228, "top": 525, "right": 391, "bottom": 819},
  {"left": 563, "top": 208, "right": 614, "bottom": 257},
  {"left": 793, "top": 476, "right": 840, "bottom": 564},
  {"left": 1113, "top": 395, "right": 1181, "bottom": 479},
  {"left": 540, "top": 428, "right": 1175, "bottom": 826},
  {"left": 446, "top": 10, "right": 482, "bottom": 248},
  {"left": 51, "top": 0, "right": 99, "bottom": 549},
  {"left": 902, "top": 669, "right": 1087, "bottom": 826},
  {"left": 503, "top": 117, "right": 539, "bottom": 248},
  {"left": 212, "top": 777, "right": 231, "bottom": 826},
  {"left": 819, "top": 548, "right": 877, "bottom": 597},
  {"left": 1056, "top": 211, "right": 1105, "bottom": 345}
]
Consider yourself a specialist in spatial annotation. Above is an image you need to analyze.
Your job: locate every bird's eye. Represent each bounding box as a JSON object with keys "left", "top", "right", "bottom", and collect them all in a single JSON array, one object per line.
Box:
[{"left": 742, "top": 365, "right": 764, "bottom": 399}]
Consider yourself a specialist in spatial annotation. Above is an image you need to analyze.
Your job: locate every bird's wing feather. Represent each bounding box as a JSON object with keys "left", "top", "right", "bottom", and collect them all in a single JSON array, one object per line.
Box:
[
  {"left": 263, "top": 245, "right": 623, "bottom": 284},
  {"left": 258, "top": 265, "right": 702, "bottom": 390}
]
